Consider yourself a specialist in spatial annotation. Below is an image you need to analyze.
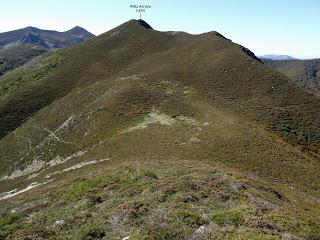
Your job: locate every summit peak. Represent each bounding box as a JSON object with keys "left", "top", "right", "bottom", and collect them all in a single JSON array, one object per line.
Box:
[{"left": 136, "top": 19, "right": 153, "bottom": 29}]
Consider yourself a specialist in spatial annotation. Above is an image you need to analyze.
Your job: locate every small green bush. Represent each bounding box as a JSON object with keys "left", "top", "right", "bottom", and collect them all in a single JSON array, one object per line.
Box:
[
  {"left": 176, "top": 209, "right": 208, "bottom": 226},
  {"left": 0, "top": 212, "right": 21, "bottom": 228},
  {"left": 142, "top": 169, "right": 158, "bottom": 179},
  {"left": 212, "top": 208, "right": 245, "bottom": 226}
]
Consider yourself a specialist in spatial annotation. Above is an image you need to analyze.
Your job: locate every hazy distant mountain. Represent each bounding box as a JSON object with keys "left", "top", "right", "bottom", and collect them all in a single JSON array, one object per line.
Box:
[
  {"left": 259, "top": 54, "right": 295, "bottom": 60},
  {"left": 0, "top": 26, "right": 95, "bottom": 50},
  {"left": 264, "top": 58, "right": 320, "bottom": 94},
  {"left": 0, "top": 26, "right": 95, "bottom": 75}
]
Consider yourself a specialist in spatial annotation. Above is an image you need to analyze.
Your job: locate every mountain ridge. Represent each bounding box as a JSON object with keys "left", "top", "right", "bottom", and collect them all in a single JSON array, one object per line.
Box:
[
  {"left": 259, "top": 54, "right": 295, "bottom": 60},
  {"left": 264, "top": 58, "right": 320, "bottom": 94},
  {"left": 0, "top": 26, "right": 95, "bottom": 49},
  {"left": 0, "top": 25, "right": 95, "bottom": 76},
  {"left": 0, "top": 19, "right": 263, "bottom": 139},
  {"left": 0, "top": 19, "right": 319, "bottom": 239}
]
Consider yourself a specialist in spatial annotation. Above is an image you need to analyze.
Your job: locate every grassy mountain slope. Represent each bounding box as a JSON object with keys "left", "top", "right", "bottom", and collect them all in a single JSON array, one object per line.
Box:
[
  {"left": 0, "top": 45, "right": 48, "bottom": 76},
  {"left": 0, "top": 26, "right": 95, "bottom": 76},
  {"left": 0, "top": 20, "right": 319, "bottom": 239},
  {"left": 264, "top": 59, "right": 320, "bottom": 94}
]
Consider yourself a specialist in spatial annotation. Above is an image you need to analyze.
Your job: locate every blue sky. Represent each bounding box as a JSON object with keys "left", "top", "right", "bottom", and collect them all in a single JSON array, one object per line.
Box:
[{"left": 1, "top": 0, "right": 319, "bottom": 58}]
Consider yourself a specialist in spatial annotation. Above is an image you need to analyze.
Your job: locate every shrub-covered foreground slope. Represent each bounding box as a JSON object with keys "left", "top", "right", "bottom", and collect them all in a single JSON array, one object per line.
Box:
[{"left": 0, "top": 20, "right": 319, "bottom": 239}]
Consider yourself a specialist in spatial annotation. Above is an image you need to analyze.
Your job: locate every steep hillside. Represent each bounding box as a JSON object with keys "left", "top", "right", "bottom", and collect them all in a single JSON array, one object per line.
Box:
[
  {"left": 0, "top": 45, "right": 48, "bottom": 76},
  {"left": 264, "top": 59, "right": 320, "bottom": 94},
  {"left": 0, "top": 20, "right": 319, "bottom": 239},
  {"left": 0, "top": 26, "right": 95, "bottom": 76}
]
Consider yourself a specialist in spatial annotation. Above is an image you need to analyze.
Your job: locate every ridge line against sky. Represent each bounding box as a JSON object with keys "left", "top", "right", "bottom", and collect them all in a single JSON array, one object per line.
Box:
[{"left": 1, "top": 0, "right": 319, "bottom": 58}]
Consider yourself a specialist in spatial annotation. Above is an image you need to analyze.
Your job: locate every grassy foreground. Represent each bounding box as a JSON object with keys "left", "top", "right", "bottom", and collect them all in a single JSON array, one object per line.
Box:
[{"left": 1, "top": 159, "right": 319, "bottom": 240}]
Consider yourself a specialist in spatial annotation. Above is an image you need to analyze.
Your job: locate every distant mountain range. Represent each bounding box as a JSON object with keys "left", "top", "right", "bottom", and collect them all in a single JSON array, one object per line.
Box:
[
  {"left": 263, "top": 58, "right": 320, "bottom": 94},
  {"left": 259, "top": 54, "right": 295, "bottom": 60},
  {"left": 0, "top": 26, "right": 95, "bottom": 75}
]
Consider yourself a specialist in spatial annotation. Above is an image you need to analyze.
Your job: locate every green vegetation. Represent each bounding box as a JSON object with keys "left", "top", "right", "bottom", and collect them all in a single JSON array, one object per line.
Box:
[
  {"left": 1, "top": 163, "right": 319, "bottom": 239},
  {"left": 0, "top": 51, "right": 62, "bottom": 97},
  {"left": 0, "top": 50, "right": 63, "bottom": 138},
  {"left": 0, "top": 212, "right": 23, "bottom": 240},
  {"left": 0, "top": 19, "right": 320, "bottom": 239},
  {"left": 176, "top": 209, "right": 208, "bottom": 226},
  {"left": 211, "top": 207, "right": 246, "bottom": 226},
  {"left": 0, "top": 25, "right": 95, "bottom": 76},
  {"left": 0, "top": 45, "right": 48, "bottom": 76}
]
